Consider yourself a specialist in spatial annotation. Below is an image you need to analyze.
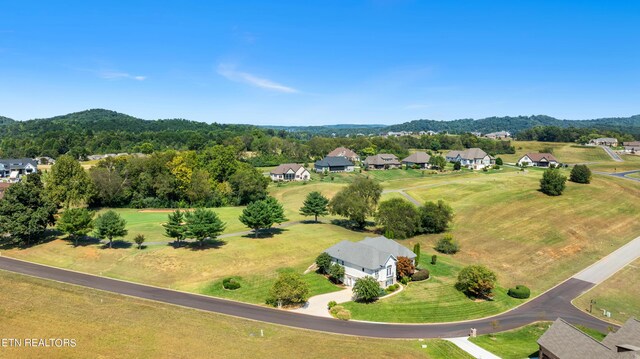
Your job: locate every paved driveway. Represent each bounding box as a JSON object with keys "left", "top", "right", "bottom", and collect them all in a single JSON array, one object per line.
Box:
[{"left": 290, "top": 287, "right": 353, "bottom": 317}]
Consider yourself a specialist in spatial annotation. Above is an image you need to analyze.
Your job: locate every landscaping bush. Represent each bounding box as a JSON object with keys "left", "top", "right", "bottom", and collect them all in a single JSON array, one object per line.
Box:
[
  {"left": 411, "top": 269, "right": 430, "bottom": 281},
  {"left": 431, "top": 254, "right": 437, "bottom": 265},
  {"left": 435, "top": 234, "right": 459, "bottom": 254},
  {"left": 335, "top": 309, "right": 351, "bottom": 321},
  {"left": 222, "top": 277, "right": 241, "bottom": 290},
  {"left": 540, "top": 168, "right": 567, "bottom": 196},
  {"left": 327, "top": 300, "right": 337, "bottom": 309},
  {"left": 570, "top": 164, "right": 592, "bottom": 184},
  {"left": 353, "top": 276, "right": 382, "bottom": 302},
  {"left": 495, "top": 157, "right": 503, "bottom": 166},
  {"left": 507, "top": 285, "right": 531, "bottom": 299},
  {"left": 385, "top": 285, "right": 397, "bottom": 293},
  {"left": 400, "top": 276, "right": 410, "bottom": 285},
  {"left": 393, "top": 283, "right": 400, "bottom": 290},
  {"left": 329, "top": 305, "right": 344, "bottom": 316}
]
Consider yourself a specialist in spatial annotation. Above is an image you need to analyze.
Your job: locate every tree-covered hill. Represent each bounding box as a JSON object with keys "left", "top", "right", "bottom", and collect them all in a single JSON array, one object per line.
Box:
[{"left": 0, "top": 116, "right": 15, "bottom": 126}]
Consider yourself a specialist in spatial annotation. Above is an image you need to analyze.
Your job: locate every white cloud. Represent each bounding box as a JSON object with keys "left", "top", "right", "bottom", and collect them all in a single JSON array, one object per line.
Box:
[
  {"left": 99, "top": 70, "right": 146, "bottom": 81},
  {"left": 217, "top": 63, "right": 297, "bottom": 93}
]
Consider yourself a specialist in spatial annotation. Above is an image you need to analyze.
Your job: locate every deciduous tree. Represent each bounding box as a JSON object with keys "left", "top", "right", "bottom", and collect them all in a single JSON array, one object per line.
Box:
[
  {"left": 570, "top": 164, "right": 592, "bottom": 184},
  {"left": 396, "top": 256, "right": 415, "bottom": 278},
  {"left": 353, "top": 276, "right": 381, "bottom": 302},
  {"left": 47, "top": 154, "right": 92, "bottom": 208},
  {"left": 456, "top": 265, "right": 497, "bottom": 299},
  {"left": 329, "top": 177, "right": 382, "bottom": 228},
  {"left": 267, "top": 271, "right": 310, "bottom": 307},
  {"left": 375, "top": 198, "right": 420, "bottom": 239},
  {"left": 540, "top": 168, "right": 567, "bottom": 196},
  {"left": 419, "top": 200, "right": 454, "bottom": 233},
  {"left": 315, "top": 252, "right": 332, "bottom": 274}
]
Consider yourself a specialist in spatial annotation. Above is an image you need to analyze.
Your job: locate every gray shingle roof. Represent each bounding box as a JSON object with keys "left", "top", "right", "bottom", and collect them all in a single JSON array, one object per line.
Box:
[
  {"left": 325, "top": 240, "right": 394, "bottom": 270},
  {"left": 0, "top": 158, "right": 37, "bottom": 169},
  {"left": 364, "top": 154, "right": 400, "bottom": 165},
  {"left": 402, "top": 152, "right": 431, "bottom": 164},
  {"left": 359, "top": 236, "right": 417, "bottom": 259},
  {"left": 327, "top": 147, "right": 358, "bottom": 158},
  {"left": 446, "top": 148, "right": 488, "bottom": 160},
  {"left": 270, "top": 163, "right": 304, "bottom": 175},
  {"left": 538, "top": 318, "right": 612, "bottom": 359},
  {"left": 602, "top": 318, "right": 640, "bottom": 351},
  {"left": 314, "top": 156, "right": 354, "bottom": 167}
]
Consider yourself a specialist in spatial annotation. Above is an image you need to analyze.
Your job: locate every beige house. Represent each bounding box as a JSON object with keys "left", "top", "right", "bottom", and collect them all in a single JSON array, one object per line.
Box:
[
  {"left": 363, "top": 154, "right": 401, "bottom": 170},
  {"left": 269, "top": 164, "right": 310, "bottom": 182},
  {"left": 402, "top": 152, "right": 431, "bottom": 169},
  {"left": 327, "top": 147, "right": 360, "bottom": 162},
  {"left": 517, "top": 153, "right": 559, "bottom": 167}
]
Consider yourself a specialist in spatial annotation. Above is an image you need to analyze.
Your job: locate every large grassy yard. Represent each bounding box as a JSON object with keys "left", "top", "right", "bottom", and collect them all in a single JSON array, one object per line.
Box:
[
  {"left": 590, "top": 154, "right": 640, "bottom": 172},
  {"left": 469, "top": 322, "right": 606, "bottom": 359},
  {"left": 403, "top": 169, "right": 640, "bottom": 292},
  {"left": 0, "top": 270, "right": 472, "bottom": 359},
  {"left": 499, "top": 141, "right": 613, "bottom": 164},
  {"left": 574, "top": 258, "right": 640, "bottom": 325},
  {"left": 342, "top": 255, "right": 522, "bottom": 323}
]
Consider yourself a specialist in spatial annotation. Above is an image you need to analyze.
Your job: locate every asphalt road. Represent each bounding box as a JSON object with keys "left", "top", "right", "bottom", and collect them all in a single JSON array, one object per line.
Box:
[
  {"left": 0, "top": 257, "right": 616, "bottom": 338},
  {"left": 600, "top": 145, "right": 623, "bottom": 162},
  {"left": 594, "top": 169, "right": 640, "bottom": 182}
]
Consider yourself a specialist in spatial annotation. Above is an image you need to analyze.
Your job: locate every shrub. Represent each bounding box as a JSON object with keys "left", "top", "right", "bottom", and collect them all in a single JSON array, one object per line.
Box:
[
  {"left": 456, "top": 265, "right": 497, "bottom": 299},
  {"left": 267, "top": 271, "right": 309, "bottom": 306},
  {"left": 570, "top": 164, "right": 592, "bottom": 184},
  {"left": 494, "top": 165, "right": 501, "bottom": 170},
  {"left": 495, "top": 157, "right": 503, "bottom": 166},
  {"left": 353, "top": 276, "right": 381, "bottom": 302},
  {"left": 540, "top": 168, "right": 567, "bottom": 196},
  {"left": 386, "top": 285, "right": 397, "bottom": 293},
  {"left": 507, "top": 285, "right": 531, "bottom": 299},
  {"left": 393, "top": 283, "right": 400, "bottom": 290},
  {"left": 400, "top": 276, "right": 410, "bottom": 285},
  {"left": 329, "top": 305, "right": 344, "bottom": 316},
  {"left": 431, "top": 254, "right": 437, "bottom": 265},
  {"left": 327, "top": 300, "right": 337, "bottom": 309},
  {"left": 222, "top": 277, "right": 241, "bottom": 290},
  {"left": 396, "top": 256, "right": 415, "bottom": 278},
  {"left": 453, "top": 161, "right": 461, "bottom": 171},
  {"left": 435, "top": 234, "right": 459, "bottom": 254},
  {"left": 335, "top": 309, "right": 351, "bottom": 321},
  {"left": 328, "top": 263, "right": 345, "bottom": 283},
  {"left": 411, "top": 269, "right": 430, "bottom": 281},
  {"left": 315, "top": 252, "right": 332, "bottom": 274}
]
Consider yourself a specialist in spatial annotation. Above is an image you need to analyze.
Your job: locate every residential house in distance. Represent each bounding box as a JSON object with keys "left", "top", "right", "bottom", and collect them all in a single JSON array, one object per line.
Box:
[
  {"left": 269, "top": 164, "right": 310, "bottom": 182},
  {"left": 363, "top": 154, "right": 401, "bottom": 170},
  {"left": 589, "top": 137, "right": 619, "bottom": 146},
  {"left": 418, "top": 130, "right": 438, "bottom": 136},
  {"left": 0, "top": 158, "right": 38, "bottom": 180},
  {"left": 470, "top": 131, "right": 482, "bottom": 137},
  {"left": 623, "top": 141, "right": 640, "bottom": 154},
  {"left": 327, "top": 147, "right": 360, "bottom": 162},
  {"left": 402, "top": 151, "right": 431, "bottom": 169},
  {"left": 35, "top": 156, "right": 56, "bottom": 165},
  {"left": 537, "top": 317, "right": 640, "bottom": 359},
  {"left": 324, "top": 236, "right": 416, "bottom": 287},
  {"left": 0, "top": 182, "right": 11, "bottom": 199},
  {"left": 314, "top": 156, "right": 355, "bottom": 173},
  {"left": 484, "top": 131, "right": 511, "bottom": 139},
  {"left": 517, "top": 153, "right": 559, "bottom": 167},
  {"left": 445, "top": 148, "right": 493, "bottom": 170}
]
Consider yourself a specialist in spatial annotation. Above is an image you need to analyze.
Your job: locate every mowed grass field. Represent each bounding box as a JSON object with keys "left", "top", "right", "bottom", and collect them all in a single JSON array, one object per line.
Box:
[
  {"left": 403, "top": 169, "right": 640, "bottom": 292},
  {"left": 590, "top": 154, "right": 640, "bottom": 172},
  {"left": 499, "top": 141, "right": 613, "bottom": 163},
  {"left": 342, "top": 255, "right": 521, "bottom": 323},
  {"left": 574, "top": 258, "right": 640, "bottom": 325},
  {"left": 0, "top": 270, "right": 472, "bottom": 359},
  {"left": 3, "top": 223, "right": 365, "bottom": 304}
]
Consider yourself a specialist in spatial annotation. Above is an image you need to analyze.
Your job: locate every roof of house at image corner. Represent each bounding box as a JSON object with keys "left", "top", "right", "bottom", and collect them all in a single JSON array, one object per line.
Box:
[
  {"left": 0, "top": 158, "right": 38, "bottom": 169},
  {"left": 325, "top": 236, "right": 416, "bottom": 270},
  {"left": 538, "top": 318, "right": 640, "bottom": 359},
  {"left": 445, "top": 148, "right": 490, "bottom": 160},
  {"left": 522, "top": 152, "right": 558, "bottom": 162},
  {"left": 402, "top": 151, "right": 431, "bottom": 164},
  {"left": 270, "top": 163, "right": 306, "bottom": 175},
  {"left": 314, "top": 156, "right": 354, "bottom": 167}
]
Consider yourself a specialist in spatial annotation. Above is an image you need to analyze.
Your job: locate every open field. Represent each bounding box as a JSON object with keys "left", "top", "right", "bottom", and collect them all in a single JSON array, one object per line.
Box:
[
  {"left": 627, "top": 171, "right": 640, "bottom": 179},
  {"left": 342, "top": 254, "right": 521, "bottom": 323},
  {"left": 469, "top": 322, "right": 605, "bottom": 359},
  {"left": 0, "top": 270, "right": 471, "bottom": 359},
  {"left": 3, "top": 223, "right": 365, "bottom": 304},
  {"left": 590, "top": 154, "right": 640, "bottom": 172},
  {"left": 499, "top": 141, "right": 613, "bottom": 164},
  {"left": 404, "top": 169, "right": 640, "bottom": 292},
  {"left": 574, "top": 258, "right": 640, "bottom": 325}
]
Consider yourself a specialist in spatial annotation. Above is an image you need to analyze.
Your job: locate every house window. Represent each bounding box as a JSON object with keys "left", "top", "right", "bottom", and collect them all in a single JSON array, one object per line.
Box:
[
  {"left": 362, "top": 268, "right": 365, "bottom": 272},
  {"left": 386, "top": 266, "right": 392, "bottom": 277}
]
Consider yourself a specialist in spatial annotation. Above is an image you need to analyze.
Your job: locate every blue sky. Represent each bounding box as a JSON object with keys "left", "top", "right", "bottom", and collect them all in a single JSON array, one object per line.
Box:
[{"left": 1, "top": 1, "right": 639, "bottom": 125}]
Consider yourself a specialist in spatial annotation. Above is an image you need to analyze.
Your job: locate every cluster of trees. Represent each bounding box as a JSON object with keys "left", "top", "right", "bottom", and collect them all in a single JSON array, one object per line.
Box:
[
  {"left": 162, "top": 208, "right": 226, "bottom": 247},
  {"left": 517, "top": 126, "right": 635, "bottom": 143},
  {"left": 375, "top": 198, "right": 454, "bottom": 239}
]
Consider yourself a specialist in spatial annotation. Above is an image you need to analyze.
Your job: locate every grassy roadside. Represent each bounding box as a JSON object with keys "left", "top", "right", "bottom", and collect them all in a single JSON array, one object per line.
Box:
[{"left": 0, "top": 270, "right": 472, "bottom": 359}]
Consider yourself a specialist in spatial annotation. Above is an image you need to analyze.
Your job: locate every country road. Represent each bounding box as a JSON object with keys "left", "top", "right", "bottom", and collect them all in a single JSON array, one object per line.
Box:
[{"left": 3, "top": 234, "right": 639, "bottom": 338}]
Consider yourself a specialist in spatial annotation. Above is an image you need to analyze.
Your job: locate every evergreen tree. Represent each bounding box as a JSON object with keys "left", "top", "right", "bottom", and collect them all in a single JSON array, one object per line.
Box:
[
  {"left": 453, "top": 161, "right": 461, "bottom": 170},
  {"left": 239, "top": 197, "right": 288, "bottom": 237},
  {"left": 184, "top": 208, "right": 226, "bottom": 247},
  {"left": 570, "top": 164, "right": 592, "bottom": 184},
  {"left": 163, "top": 209, "right": 186, "bottom": 246},
  {"left": 413, "top": 243, "right": 421, "bottom": 265},
  {"left": 57, "top": 208, "right": 94, "bottom": 246},
  {"left": 133, "top": 234, "right": 146, "bottom": 249},
  {"left": 94, "top": 210, "right": 128, "bottom": 248},
  {"left": 299, "top": 191, "right": 329, "bottom": 222}
]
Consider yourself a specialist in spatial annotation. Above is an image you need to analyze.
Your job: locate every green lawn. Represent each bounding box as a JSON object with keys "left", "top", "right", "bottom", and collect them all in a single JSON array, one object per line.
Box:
[
  {"left": 0, "top": 270, "right": 472, "bottom": 359},
  {"left": 626, "top": 171, "right": 640, "bottom": 179},
  {"left": 403, "top": 169, "right": 640, "bottom": 292},
  {"left": 590, "top": 154, "right": 640, "bottom": 172},
  {"left": 574, "top": 258, "right": 640, "bottom": 325},
  {"left": 469, "top": 322, "right": 606, "bottom": 359},
  {"left": 341, "top": 255, "right": 522, "bottom": 323}
]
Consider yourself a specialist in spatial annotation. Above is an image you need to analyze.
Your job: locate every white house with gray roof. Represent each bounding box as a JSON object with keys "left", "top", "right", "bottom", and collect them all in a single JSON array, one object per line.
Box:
[
  {"left": 446, "top": 148, "right": 493, "bottom": 170},
  {"left": 0, "top": 158, "right": 38, "bottom": 180},
  {"left": 324, "top": 236, "right": 416, "bottom": 287}
]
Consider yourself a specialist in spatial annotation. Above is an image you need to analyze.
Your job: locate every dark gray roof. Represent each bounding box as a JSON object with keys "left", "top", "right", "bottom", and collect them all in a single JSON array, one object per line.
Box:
[
  {"left": 359, "top": 236, "right": 417, "bottom": 259},
  {"left": 0, "top": 158, "right": 37, "bottom": 169},
  {"left": 402, "top": 152, "right": 431, "bottom": 164},
  {"left": 325, "top": 240, "right": 394, "bottom": 270},
  {"left": 602, "top": 318, "right": 640, "bottom": 351},
  {"left": 315, "top": 156, "right": 354, "bottom": 167},
  {"left": 538, "top": 319, "right": 612, "bottom": 359},
  {"left": 446, "top": 148, "right": 489, "bottom": 160}
]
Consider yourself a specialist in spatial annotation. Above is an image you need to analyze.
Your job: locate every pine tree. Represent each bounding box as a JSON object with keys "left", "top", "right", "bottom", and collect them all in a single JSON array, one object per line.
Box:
[
  {"left": 299, "top": 191, "right": 329, "bottom": 222},
  {"left": 163, "top": 209, "right": 186, "bottom": 246},
  {"left": 239, "top": 197, "right": 288, "bottom": 238},
  {"left": 94, "top": 210, "right": 128, "bottom": 248},
  {"left": 184, "top": 208, "right": 226, "bottom": 247},
  {"left": 57, "top": 208, "right": 94, "bottom": 246}
]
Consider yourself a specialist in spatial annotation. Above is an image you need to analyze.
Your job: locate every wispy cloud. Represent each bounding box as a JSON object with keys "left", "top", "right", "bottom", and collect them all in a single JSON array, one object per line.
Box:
[
  {"left": 99, "top": 70, "right": 146, "bottom": 81},
  {"left": 217, "top": 63, "right": 298, "bottom": 93}
]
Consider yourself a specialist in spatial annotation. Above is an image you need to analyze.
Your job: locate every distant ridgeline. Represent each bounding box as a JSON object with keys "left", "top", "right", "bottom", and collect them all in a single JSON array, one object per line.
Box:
[{"left": 0, "top": 109, "right": 638, "bottom": 159}]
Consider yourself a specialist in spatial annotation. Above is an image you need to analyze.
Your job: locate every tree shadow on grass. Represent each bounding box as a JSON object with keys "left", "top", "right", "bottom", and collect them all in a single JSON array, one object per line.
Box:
[
  {"left": 66, "top": 235, "right": 101, "bottom": 247},
  {"left": 0, "top": 229, "right": 60, "bottom": 250},
  {"left": 241, "top": 228, "right": 287, "bottom": 239},
  {"left": 186, "top": 238, "right": 226, "bottom": 251},
  {"left": 101, "top": 240, "right": 133, "bottom": 249}
]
